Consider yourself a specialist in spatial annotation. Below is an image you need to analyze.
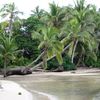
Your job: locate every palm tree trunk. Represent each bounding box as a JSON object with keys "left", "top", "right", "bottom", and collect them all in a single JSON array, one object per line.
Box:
[
  {"left": 76, "top": 52, "right": 82, "bottom": 67},
  {"left": 71, "top": 40, "right": 78, "bottom": 63},
  {"left": 27, "top": 51, "right": 45, "bottom": 67},
  {"left": 31, "top": 44, "right": 71, "bottom": 71},
  {"left": 42, "top": 50, "right": 47, "bottom": 69},
  {"left": 4, "top": 57, "right": 7, "bottom": 77},
  {"left": 9, "top": 13, "right": 13, "bottom": 36}
]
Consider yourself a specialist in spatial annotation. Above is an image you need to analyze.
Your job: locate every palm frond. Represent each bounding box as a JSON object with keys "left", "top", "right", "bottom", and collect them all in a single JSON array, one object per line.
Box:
[
  {"left": 38, "top": 41, "right": 45, "bottom": 49},
  {"left": 32, "top": 31, "right": 43, "bottom": 41},
  {"left": 56, "top": 52, "right": 63, "bottom": 65}
]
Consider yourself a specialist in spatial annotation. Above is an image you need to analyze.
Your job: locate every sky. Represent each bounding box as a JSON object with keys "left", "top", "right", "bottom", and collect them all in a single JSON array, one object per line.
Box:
[{"left": 0, "top": 0, "right": 100, "bottom": 19}]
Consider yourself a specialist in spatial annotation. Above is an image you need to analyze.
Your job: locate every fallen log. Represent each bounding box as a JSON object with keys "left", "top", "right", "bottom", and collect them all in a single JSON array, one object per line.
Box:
[
  {"left": 8, "top": 67, "right": 32, "bottom": 75},
  {"left": 1, "top": 67, "right": 32, "bottom": 77},
  {"left": 0, "top": 44, "right": 71, "bottom": 77},
  {"left": 51, "top": 66, "right": 64, "bottom": 72}
]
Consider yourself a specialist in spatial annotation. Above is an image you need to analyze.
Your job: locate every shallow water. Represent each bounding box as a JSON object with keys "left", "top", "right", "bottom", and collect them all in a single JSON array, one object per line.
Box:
[{"left": 1, "top": 74, "right": 100, "bottom": 100}]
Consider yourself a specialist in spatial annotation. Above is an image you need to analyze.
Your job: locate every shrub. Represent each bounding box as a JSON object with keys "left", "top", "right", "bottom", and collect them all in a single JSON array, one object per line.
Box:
[
  {"left": 85, "top": 57, "right": 100, "bottom": 68},
  {"left": 47, "top": 56, "right": 76, "bottom": 71},
  {"left": 63, "top": 56, "right": 76, "bottom": 70}
]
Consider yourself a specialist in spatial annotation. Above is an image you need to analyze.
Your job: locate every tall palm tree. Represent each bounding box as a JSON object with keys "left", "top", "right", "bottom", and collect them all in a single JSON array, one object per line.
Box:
[
  {"left": 0, "top": 2, "right": 23, "bottom": 35},
  {"left": 45, "top": 2, "right": 65, "bottom": 28},
  {"left": 32, "top": 25, "right": 64, "bottom": 69},
  {"left": 61, "top": 0, "right": 97, "bottom": 64},
  {"left": 31, "top": 6, "right": 45, "bottom": 19},
  {"left": 0, "top": 32, "right": 18, "bottom": 77}
]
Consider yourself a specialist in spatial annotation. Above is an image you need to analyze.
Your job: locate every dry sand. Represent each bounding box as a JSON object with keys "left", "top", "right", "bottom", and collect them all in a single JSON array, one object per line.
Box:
[
  {"left": 0, "top": 67, "right": 100, "bottom": 100},
  {"left": 30, "top": 67, "right": 100, "bottom": 76}
]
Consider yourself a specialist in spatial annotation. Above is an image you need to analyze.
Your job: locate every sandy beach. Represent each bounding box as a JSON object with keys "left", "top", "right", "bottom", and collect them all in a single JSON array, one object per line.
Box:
[
  {"left": 0, "top": 67, "right": 100, "bottom": 100},
  {"left": 30, "top": 67, "right": 100, "bottom": 76}
]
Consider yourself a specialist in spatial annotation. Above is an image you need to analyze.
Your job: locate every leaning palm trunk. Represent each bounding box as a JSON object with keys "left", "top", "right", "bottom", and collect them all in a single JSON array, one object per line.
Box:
[
  {"left": 42, "top": 50, "right": 47, "bottom": 69},
  {"left": 71, "top": 40, "right": 78, "bottom": 63},
  {"left": 30, "top": 44, "right": 71, "bottom": 71},
  {"left": 27, "top": 51, "right": 45, "bottom": 67}
]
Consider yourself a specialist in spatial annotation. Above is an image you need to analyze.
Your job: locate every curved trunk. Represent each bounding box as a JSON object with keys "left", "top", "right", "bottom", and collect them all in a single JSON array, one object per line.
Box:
[
  {"left": 30, "top": 44, "right": 71, "bottom": 71},
  {"left": 27, "top": 51, "right": 45, "bottom": 67},
  {"left": 42, "top": 49, "right": 47, "bottom": 69},
  {"left": 71, "top": 39, "right": 78, "bottom": 63}
]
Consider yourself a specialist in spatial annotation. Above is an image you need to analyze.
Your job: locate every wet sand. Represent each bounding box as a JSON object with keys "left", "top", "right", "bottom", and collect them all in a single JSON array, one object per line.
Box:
[{"left": 0, "top": 68, "right": 100, "bottom": 100}]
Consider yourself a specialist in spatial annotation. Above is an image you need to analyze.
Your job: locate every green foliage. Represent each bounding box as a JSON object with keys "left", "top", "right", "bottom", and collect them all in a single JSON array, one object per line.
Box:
[
  {"left": 0, "top": 2, "right": 23, "bottom": 35},
  {"left": 84, "top": 50, "right": 100, "bottom": 68},
  {"left": 15, "top": 34, "right": 40, "bottom": 60},
  {"left": 85, "top": 58, "right": 100, "bottom": 68},
  {"left": 47, "top": 57, "right": 59, "bottom": 70},
  {"left": 63, "top": 56, "right": 76, "bottom": 70},
  {"left": 23, "top": 16, "right": 44, "bottom": 33},
  {"left": 0, "top": 33, "right": 17, "bottom": 59},
  {"left": 11, "top": 56, "right": 33, "bottom": 66},
  {"left": 0, "top": 57, "right": 3, "bottom": 68},
  {"left": 32, "top": 25, "right": 64, "bottom": 68},
  {"left": 0, "top": 32, "right": 19, "bottom": 76},
  {"left": 46, "top": 2, "right": 65, "bottom": 28},
  {"left": 47, "top": 55, "right": 76, "bottom": 71},
  {"left": 0, "top": 0, "right": 100, "bottom": 72},
  {"left": 31, "top": 6, "right": 45, "bottom": 19}
]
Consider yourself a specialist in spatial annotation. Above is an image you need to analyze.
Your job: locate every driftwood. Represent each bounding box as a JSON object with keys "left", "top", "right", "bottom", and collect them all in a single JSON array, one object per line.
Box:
[
  {"left": 2, "top": 67, "right": 32, "bottom": 77},
  {"left": 51, "top": 66, "right": 64, "bottom": 72}
]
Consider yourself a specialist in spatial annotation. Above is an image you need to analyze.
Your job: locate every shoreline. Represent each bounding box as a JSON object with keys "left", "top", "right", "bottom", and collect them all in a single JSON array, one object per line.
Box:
[
  {"left": 0, "top": 80, "right": 33, "bottom": 100},
  {"left": 0, "top": 67, "right": 100, "bottom": 78},
  {"left": 0, "top": 67, "right": 100, "bottom": 100},
  {"left": 30, "top": 67, "right": 100, "bottom": 76}
]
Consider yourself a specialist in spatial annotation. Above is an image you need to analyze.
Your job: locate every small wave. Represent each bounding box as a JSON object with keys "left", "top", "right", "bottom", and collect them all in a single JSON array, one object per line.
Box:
[{"left": 31, "top": 90, "right": 58, "bottom": 100}]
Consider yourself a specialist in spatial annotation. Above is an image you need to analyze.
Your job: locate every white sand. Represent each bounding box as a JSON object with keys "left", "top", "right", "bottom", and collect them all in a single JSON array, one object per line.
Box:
[
  {"left": 31, "top": 68, "right": 100, "bottom": 76},
  {"left": 31, "top": 90, "right": 58, "bottom": 100},
  {"left": 0, "top": 80, "right": 33, "bottom": 100}
]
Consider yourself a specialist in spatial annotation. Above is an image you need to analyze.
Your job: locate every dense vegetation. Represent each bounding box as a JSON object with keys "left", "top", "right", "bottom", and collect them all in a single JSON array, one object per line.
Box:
[{"left": 0, "top": 0, "right": 100, "bottom": 76}]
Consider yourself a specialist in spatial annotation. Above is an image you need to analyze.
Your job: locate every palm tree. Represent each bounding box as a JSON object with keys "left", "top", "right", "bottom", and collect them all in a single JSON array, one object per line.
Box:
[
  {"left": 0, "top": 32, "right": 18, "bottom": 77},
  {"left": 32, "top": 25, "right": 64, "bottom": 69},
  {"left": 45, "top": 2, "right": 65, "bottom": 28},
  {"left": 61, "top": 0, "right": 97, "bottom": 65},
  {"left": 31, "top": 6, "right": 45, "bottom": 19},
  {"left": 0, "top": 2, "right": 23, "bottom": 35}
]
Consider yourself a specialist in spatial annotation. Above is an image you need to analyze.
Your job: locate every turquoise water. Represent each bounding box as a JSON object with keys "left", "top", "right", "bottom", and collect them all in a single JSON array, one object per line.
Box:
[{"left": 2, "top": 74, "right": 100, "bottom": 100}]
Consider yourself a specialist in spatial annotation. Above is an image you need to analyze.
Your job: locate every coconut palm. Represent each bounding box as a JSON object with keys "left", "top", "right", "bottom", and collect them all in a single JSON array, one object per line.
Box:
[
  {"left": 0, "top": 32, "right": 18, "bottom": 77},
  {"left": 61, "top": 0, "right": 97, "bottom": 64},
  {"left": 0, "top": 2, "right": 23, "bottom": 35},
  {"left": 32, "top": 25, "right": 64, "bottom": 69},
  {"left": 45, "top": 2, "right": 65, "bottom": 28},
  {"left": 31, "top": 6, "right": 45, "bottom": 19}
]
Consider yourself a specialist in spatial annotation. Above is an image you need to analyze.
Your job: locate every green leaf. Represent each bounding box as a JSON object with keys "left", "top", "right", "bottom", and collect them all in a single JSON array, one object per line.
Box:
[
  {"left": 56, "top": 52, "right": 63, "bottom": 65},
  {"left": 53, "top": 41, "right": 64, "bottom": 52},
  {"left": 38, "top": 41, "right": 45, "bottom": 49},
  {"left": 32, "top": 31, "right": 42, "bottom": 40},
  {"left": 89, "top": 52, "right": 97, "bottom": 62},
  {"left": 47, "top": 48, "right": 53, "bottom": 58},
  {"left": 0, "top": 54, "right": 3, "bottom": 58},
  {"left": 68, "top": 41, "right": 74, "bottom": 57}
]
